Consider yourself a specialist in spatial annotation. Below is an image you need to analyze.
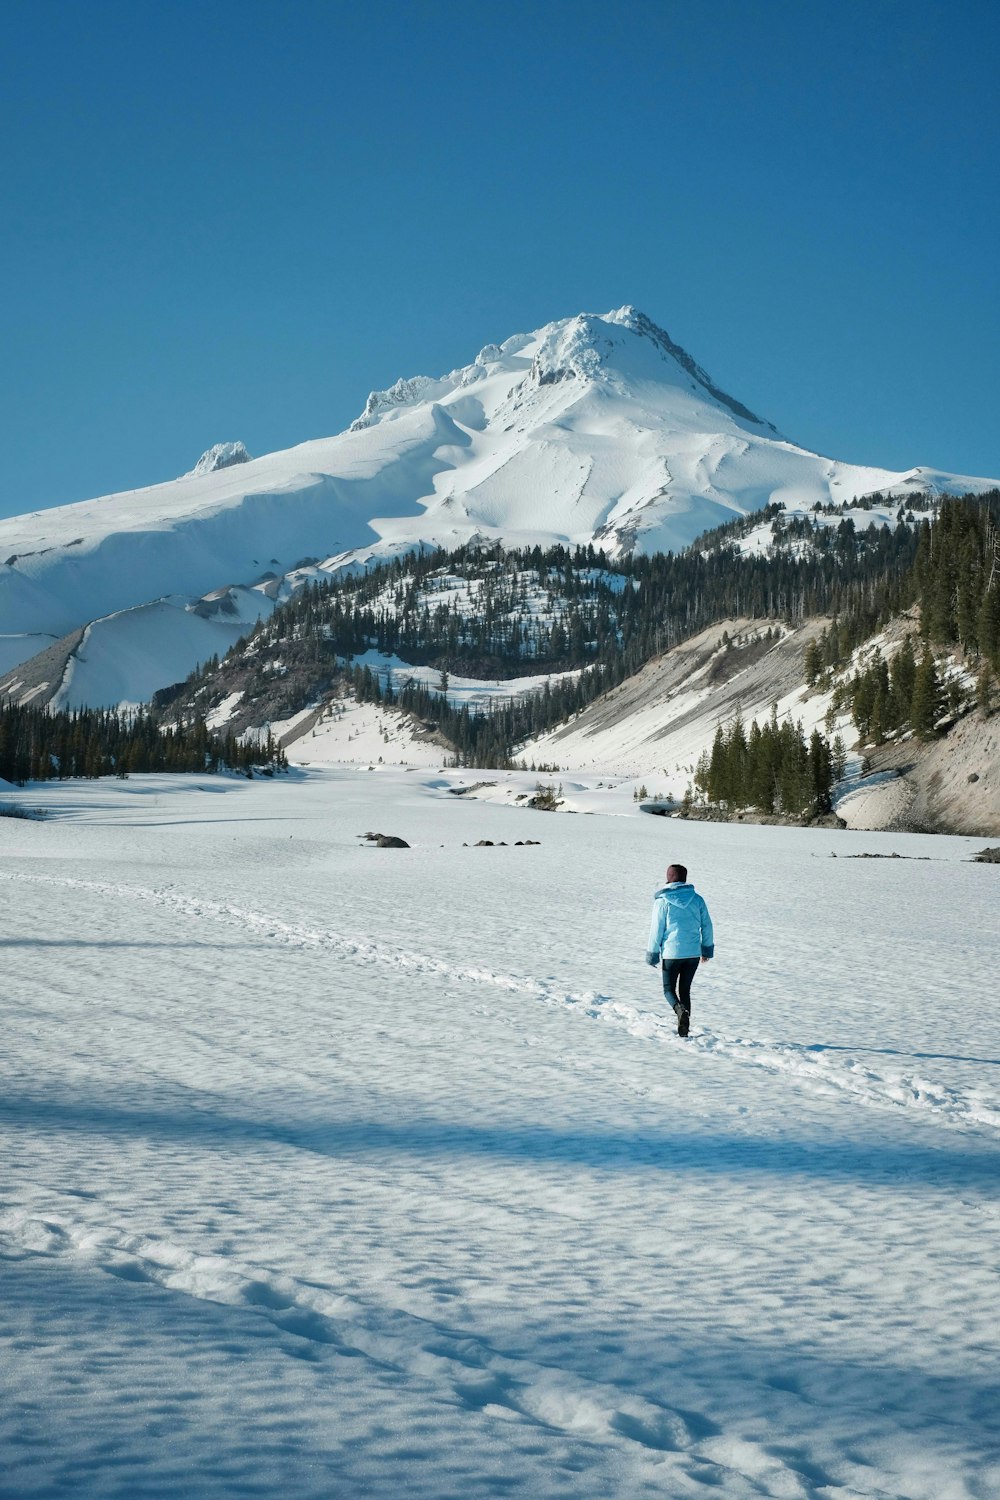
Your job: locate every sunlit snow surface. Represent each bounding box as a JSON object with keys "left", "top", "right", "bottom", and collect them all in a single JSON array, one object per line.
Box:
[{"left": 2, "top": 769, "right": 999, "bottom": 1498}]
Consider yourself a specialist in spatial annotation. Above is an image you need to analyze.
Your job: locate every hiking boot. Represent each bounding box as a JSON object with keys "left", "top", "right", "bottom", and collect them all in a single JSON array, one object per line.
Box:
[{"left": 676, "top": 1005, "right": 690, "bottom": 1038}]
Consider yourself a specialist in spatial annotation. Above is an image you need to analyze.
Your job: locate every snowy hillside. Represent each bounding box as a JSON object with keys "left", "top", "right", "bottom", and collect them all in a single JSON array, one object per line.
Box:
[
  {"left": 521, "top": 618, "right": 832, "bottom": 786},
  {"left": 2, "top": 768, "right": 999, "bottom": 1497},
  {"left": 2, "top": 306, "right": 996, "bottom": 702}
]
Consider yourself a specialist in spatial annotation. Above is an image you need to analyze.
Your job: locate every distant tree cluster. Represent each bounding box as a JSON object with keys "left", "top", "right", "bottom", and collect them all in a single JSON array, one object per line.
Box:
[
  {"left": 802, "top": 613, "right": 887, "bottom": 684},
  {"left": 694, "top": 710, "right": 842, "bottom": 819},
  {"left": 0, "top": 701, "right": 286, "bottom": 785},
  {"left": 838, "top": 638, "right": 952, "bottom": 744},
  {"left": 913, "top": 494, "right": 1000, "bottom": 667}
]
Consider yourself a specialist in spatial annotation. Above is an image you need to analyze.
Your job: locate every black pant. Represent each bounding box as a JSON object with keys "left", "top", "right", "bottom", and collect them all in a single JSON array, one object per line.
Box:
[{"left": 661, "top": 957, "right": 699, "bottom": 1012}]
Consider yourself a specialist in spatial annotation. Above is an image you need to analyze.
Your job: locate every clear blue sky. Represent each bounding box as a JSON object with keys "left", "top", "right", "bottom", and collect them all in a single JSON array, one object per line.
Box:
[{"left": 1, "top": 0, "right": 997, "bottom": 519}]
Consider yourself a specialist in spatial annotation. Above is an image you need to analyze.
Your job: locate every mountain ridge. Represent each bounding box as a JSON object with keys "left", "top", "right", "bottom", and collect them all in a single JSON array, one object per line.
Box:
[{"left": 1, "top": 306, "right": 997, "bottom": 704}]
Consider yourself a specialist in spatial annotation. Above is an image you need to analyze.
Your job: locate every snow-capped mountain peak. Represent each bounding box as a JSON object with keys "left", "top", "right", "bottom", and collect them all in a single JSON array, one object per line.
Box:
[
  {"left": 350, "top": 308, "right": 777, "bottom": 437},
  {"left": 1, "top": 304, "right": 997, "bottom": 706}
]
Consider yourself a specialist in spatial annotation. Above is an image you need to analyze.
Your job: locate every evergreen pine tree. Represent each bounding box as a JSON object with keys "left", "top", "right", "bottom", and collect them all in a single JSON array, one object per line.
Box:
[{"left": 911, "top": 648, "right": 943, "bottom": 739}]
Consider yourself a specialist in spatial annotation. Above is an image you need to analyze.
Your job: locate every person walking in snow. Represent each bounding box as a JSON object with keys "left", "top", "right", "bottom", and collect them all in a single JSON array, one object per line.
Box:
[{"left": 646, "top": 863, "right": 714, "bottom": 1037}]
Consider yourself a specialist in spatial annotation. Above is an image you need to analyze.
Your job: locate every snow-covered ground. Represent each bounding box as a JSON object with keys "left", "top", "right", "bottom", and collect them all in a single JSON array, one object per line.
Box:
[
  {"left": 0, "top": 634, "right": 57, "bottom": 675},
  {"left": 50, "top": 591, "right": 276, "bottom": 713},
  {"left": 267, "top": 696, "right": 447, "bottom": 768},
  {"left": 2, "top": 768, "right": 999, "bottom": 1498},
  {"left": 734, "top": 500, "right": 909, "bottom": 557},
  {"left": 345, "top": 649, "right": 583, "bottom": 714}
]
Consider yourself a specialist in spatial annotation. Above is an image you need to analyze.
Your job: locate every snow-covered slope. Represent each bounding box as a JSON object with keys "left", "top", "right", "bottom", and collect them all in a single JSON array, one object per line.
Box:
[
  {"left": 0, "top": 587, "right": 279, "bottom": 713},
  {"left": 49, "top": 588, "right": 278, "bottom": 712},
  {"left": 521, "top": 618, "right": 831, "bottom": 787},
  {"left": 2, "top": 307, "right": 996, "bottom": 704},
  {"left": 2, "top": 769, "right": 999, "bottom": 1496}
]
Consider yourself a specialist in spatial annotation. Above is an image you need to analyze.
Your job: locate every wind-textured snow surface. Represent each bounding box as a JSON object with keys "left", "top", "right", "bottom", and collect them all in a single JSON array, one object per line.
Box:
[{"left": 1, "top": 769, "right": 998, "bottom": 1498}]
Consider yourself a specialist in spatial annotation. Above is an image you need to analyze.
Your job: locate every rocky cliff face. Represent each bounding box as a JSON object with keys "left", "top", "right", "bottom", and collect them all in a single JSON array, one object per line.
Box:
[{"left": 842, "top": 714, "right": 1000, "bottom": 836}]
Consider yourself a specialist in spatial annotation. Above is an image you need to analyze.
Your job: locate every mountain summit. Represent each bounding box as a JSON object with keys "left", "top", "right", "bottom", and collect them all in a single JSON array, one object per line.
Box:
[
  {"left": 351, "top": 308, "right": 777, "bottom": 438},
  {"left": 0, "top": 306, "right": 996, "bottom": 702}
]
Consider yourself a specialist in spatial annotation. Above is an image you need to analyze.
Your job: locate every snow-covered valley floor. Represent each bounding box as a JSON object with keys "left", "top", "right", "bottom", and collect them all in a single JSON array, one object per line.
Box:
[{"left": 1, "top": 769, "right": 998, "bottom": 1499}]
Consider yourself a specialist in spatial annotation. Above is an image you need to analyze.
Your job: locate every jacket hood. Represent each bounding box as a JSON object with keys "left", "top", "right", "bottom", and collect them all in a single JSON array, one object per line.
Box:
[{"left": 654, "top": 882, "right": 697, "bottom": 907}]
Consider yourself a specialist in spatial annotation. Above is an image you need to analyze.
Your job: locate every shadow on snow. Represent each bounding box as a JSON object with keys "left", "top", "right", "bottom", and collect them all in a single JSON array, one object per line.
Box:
[{"left": 2, "top": 1089, "right": 998, "bottom": 1193}]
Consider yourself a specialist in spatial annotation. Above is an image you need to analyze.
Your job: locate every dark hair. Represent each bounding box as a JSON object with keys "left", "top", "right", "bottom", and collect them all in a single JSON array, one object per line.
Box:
[{"left": 666, "top": 863, "right": 687, "bottom": 883}]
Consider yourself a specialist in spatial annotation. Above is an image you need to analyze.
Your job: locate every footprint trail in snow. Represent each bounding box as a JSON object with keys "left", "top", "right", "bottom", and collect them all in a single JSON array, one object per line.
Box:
[{"left": 5, "top": 868, "right": 998, "bottom": 1137}]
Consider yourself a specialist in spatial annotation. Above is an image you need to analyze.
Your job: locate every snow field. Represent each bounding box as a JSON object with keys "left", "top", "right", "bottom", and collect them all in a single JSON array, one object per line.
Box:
[
  {"left": 1, "top": 768, "right": 999, "bottom": 1498},
  {"left": 344, "top": 649, "right": 583, "bottom": 714},
  {"left": 264, "top": 695, "right": 447, "bottom": 767},
  {"left": 50, "top": 593, "right": 274, "bottom": 713}
]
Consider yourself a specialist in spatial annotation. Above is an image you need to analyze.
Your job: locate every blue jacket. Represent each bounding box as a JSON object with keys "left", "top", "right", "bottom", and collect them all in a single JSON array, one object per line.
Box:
[{"left": 646, "top": 883, "right": 715, "bottom": 963}]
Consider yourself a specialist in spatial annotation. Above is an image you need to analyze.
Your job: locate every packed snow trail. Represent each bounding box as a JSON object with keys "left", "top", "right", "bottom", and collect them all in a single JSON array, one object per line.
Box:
[
  {"left": 4, "top": 866, "right": 999, "bottom": 1136},
  {"left": 2, "top": 769, "right": 999, "bottom": 1499}
]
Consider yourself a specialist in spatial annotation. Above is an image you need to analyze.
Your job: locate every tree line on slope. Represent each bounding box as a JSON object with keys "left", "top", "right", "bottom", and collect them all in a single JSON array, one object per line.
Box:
[
  {"left": 914, "top": 493, "right": 1000, "bottom": 667},
  {"left": 422, "top": 492, "right": 1000, "bottom": 765},
  {"left": 801, "top": 494, "right": 1000, "bottom": 745},
  {"left": 176, "top": 511, "right": 926, "bottom": 767},
  {"left": 805, "top": 494, "right": 1000, "bottom": 679},
  {"left": 0, "top": 701, "right": 287, "bottom": 784},
  {"left": 838, "top": 638, "right": 951, "bottom": 745},
  {"left": 246, "top": 521, "right": 919, "bottom": 679},
  {"left": 347, "top": 659, "right": 602, "bottom": 770}
]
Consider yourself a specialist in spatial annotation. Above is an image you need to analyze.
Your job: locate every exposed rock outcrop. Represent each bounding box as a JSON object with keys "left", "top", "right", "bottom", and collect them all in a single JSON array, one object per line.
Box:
[{"left": 185, "top": 442, "right": 252, "bottom": 477}]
